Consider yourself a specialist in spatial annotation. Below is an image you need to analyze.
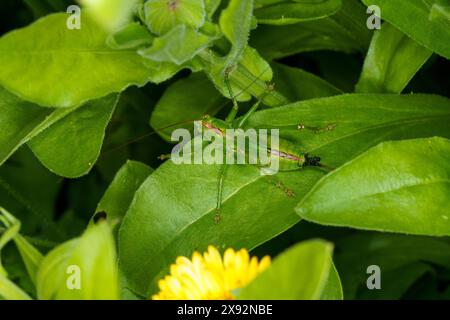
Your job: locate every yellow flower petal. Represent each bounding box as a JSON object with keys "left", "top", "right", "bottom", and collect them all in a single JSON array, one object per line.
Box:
[{"left": 152, "top": 246, "right": 271, "bottom": 300}]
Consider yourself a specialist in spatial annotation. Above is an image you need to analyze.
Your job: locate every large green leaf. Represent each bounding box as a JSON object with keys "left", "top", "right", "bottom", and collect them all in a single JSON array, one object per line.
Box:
[
  {"left": 297, "top": 137, "right": 450, "bottom": 236},
  {"left": 28, "top": 94, "right": 118, "bottom": 178},
  {"left": 119, "top": 94, "right": 450, "bottom": 296},
  {"left": 0, "top": 13, "right": 152, "bottom": 107},
  {"left": 36, "top": 222, "right": 119, "bottom": 300},
  {"left": 255, "top": 0, "right": 342, "bottom": 25},
  {"left": 238, "top": 240, "right": 333, "bottom": 299},
  {"left": 356, "top": 23, "right": 432, "bottom": 93},
  {"left": 361, "top": 0, "right": 450, "bottom": 59}
]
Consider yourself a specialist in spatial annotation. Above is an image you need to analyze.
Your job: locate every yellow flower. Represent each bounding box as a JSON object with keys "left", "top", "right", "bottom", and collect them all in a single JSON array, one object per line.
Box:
[{"left": 152, "top": 246, "right": 271, "bottom": 300}]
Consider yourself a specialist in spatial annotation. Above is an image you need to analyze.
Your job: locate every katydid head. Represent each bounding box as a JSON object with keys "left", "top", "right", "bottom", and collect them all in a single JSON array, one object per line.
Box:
[
  {"left": 304, "top": 153, "right": 322, "bottom": 167},
  {"left": 304, "top": 153, "right": 334, "bottom": 172},
  {"left": 201, "top": 114, "right": 231, "bottom": 133}
]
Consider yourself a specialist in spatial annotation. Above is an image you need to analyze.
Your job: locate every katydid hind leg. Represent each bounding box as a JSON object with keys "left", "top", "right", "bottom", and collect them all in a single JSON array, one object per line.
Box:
[
  {"left": 215, "top": 164, "right": 229, "bottom": 224},
  {"left": 264, "top": 174, "right": 296, "bottom": 198},
  {"left": 236, "top": 83, "right": 275, "bottom": 129},
  {"left": 236, "top": 99, "right": 263, "bottom": 129}
]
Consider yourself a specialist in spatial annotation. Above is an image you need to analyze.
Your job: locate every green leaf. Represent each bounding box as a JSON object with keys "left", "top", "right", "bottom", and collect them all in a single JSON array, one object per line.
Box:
[
  {"left": 251, "top": 0, "right": 371, "bottom": 59},
  {"left": 12, "top": 235, "right": 43, "bottom": 286},
  {"left": 297, "top": 137, "right": 450, "bottom": 236},
  {"left": 0, "top": 211, "right": 20, "bottom": 276},
  {"left": 139, "top": 24, "right": 213, "bottom": 65},
  {"left": 93, "top": 160, "right": 153, "bottom": 230},
  {"left": 361, "top": 0, "right": 450, "bottom": 59},
  {"left": 272, "top": 63, "right": 342, "bottom": 101},
  {"left": 238, "top": 240, "right": 333, "bottom": 299},
  {"left": 119, "top": 162, "right": 312, "bottom": 296},
  {"left": 36, "top": 240, "right": 77, "bottom": 300},
  {"left": 356, "top": 23, "right": 432, "bottom": 93},
  {"left": 119, "top": 94, "right": 450, "bottom": 296},
  {"left": 0, "top": 13, "right": 152, "bottom": 107},
  {"left": 0, "top": 274, "right": 32, "bottom": 300},
  {"left": 144, "top": 0, "right": 206, "bottom": 35},
  {"left": 255, "top": 0, "right": 342, "bottom": 25},
  {"left": 0, "top": 208, "right": 43, "bottom": 285},
  {"left": 219, "top": 0, "right": 254, "bottom": 65},
  {"left": 320, "top": 263, "right": 343, "bottom": 300},
  {"left": 107, "top": 22, "right": 154, "bottom": 50},
  {"left": 0, "top": 209, "right": 43, "bottom": 289},
  {"left": 0, "top": 87, "right": 51, "bottom": 166},
  {"left": 150, "top": 72, "right": 226, "bottom": 141},
  {"left": 334, "top": 233, "right": 450, "bottom": 299},
  {"left": 37, "top": 222, "right": 119, "bottom": 300},
  {"left": 144, "top": 57, "right": 204, "bottom": 84},
  {"left": 28, "top": 94, "right": 119, "bottom": 178}
]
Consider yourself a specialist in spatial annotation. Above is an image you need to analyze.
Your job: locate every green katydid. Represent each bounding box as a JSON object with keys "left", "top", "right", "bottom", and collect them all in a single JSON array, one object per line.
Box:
[
  {"left": 103, "top": 66, "right": 336, "bottom": 223},
  {"left": 192, "top": 66, "right": 335, "bottom": 223}
]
